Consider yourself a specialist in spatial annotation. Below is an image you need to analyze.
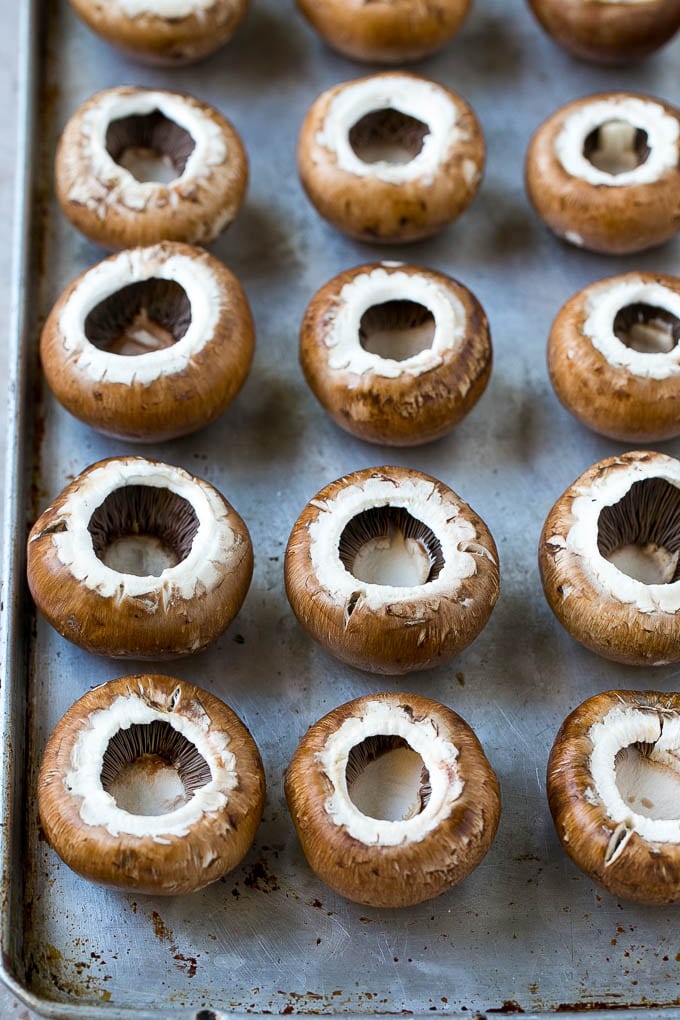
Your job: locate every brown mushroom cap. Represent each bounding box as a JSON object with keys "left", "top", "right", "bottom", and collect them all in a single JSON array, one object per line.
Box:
[
  {"left": 527, "top": 0, "right": 680, "bottom": 65},
  {"left": 38, "top": 674, "right": 265, "bottom": 895},
  {"left": 69, "top": 0, "right": 250, "bottom": 66},
  {"left": 548, "top": 272, "right": 680, "bottom": 443},
  {"left": 298, "top": 73, "right": 485, "bottom": 244},
  {"left": 285, "top": 691, "right": 501, "bottom": 908},
  {"left": 539, "top": 450, "right": 680, "bottom": 665},
  {"left": 300, "top": 262, "right": 492, "bottom": 446},
  {"left": 56, "top": 86, "right": 248, "bottom": 250},
  {"left": 284, "top": 466, "right": 499, "bottom": 675},
  {"left": 27, "top": 456, "right": 253, "bottom": 659},
  {"left": 40, "top": 243, "right": 255, "bottom": 442},
  {"left": 296, "top": 0, "right": 472, "bottom": 63},
  {"left": 525, "top": 92, "right": 680, "bottom": 255},
  {"left": 547, "top": 690, "right": 680, "bottom": 904}
]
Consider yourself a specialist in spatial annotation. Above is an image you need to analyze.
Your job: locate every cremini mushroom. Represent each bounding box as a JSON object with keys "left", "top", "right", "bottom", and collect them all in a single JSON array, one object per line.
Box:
[
  {"left": 285, "top": 692, "right": 500, "bottom": 907},
  {"left": 38, "top": 674, "right": 265, "bottom": 894},
  {"left": 525, "top": 92, "right": 680, "bottom": 254},
  {"left": 284, "top": 466, "right": 499, "bottom": 675},
  {"left": 548, "top": 272, "right": 680, "bottom": 442},
  {"left": 295, "top": 0, "right": 472, "bottom": 63},
  {"left": 539, "top": 450, "right": 680, "bottom": 665},
  {"left": 547, "top": 690, "right": 680, "bottom": 904},
  {"left": 527, "top": 0, "right": 680, "bottom": 65},
  {"left": 27, "top": 456, "right": 253, "bottom": 659},
  {"left": 40, "top": 243, "right": 254, "bottom": 442},
  {"left": 69, "top": 0, "right": 250, "bottom": 65},
  {"left": 298, "top": 73, "right": 484, "bottom": 243},
  {"left": 300, "top": 262, "right": 492, "bottom": 446},
  {"left": 56, "top": 86, "right": 248, "bottom": 250}
]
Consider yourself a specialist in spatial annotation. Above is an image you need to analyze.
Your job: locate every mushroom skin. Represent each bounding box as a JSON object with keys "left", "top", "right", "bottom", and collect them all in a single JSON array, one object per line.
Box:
[
  {"left": 298, "top": 73, "right": 485, "bottom": 244},
  {"left": 539, "top": 450, "right": 680, "bottom": 665},
  {"left": 27, "top": 457, "right": 253, "bottom": 659},
  {"left": 56, "top": 87, "right": 248, "bottom": 250},
  {"left": 284, "top": 466, "right": 499, "bottom": 675},
  {"left": 526, "top": 0, "right": 680, "bottom": 65},
  {"left": 548, "top": 272, "right": 680, "bottom": 443},
  {"left": 40, "top": 243, "right": 255, "bottom": 442},
  {"left": 547, "top": 690, "right": 680, "bottom": 904},
  {"left": 69, "top": 0, "right": 250, "bottom": 66},
  {"left": 38, "top": 674, "right": 265, "bottom": 895},
  {"left": 285, "top": 692, "right": 500, "bottom": 908},
  {"left": 525, "top": 92, "right": 680, "bottom": 254},
  {"left": 295, "top": 0, "right": 472, "bottom": 63},
  {"left": 300, "top": 262, "right": 492, "bottom": 446}
]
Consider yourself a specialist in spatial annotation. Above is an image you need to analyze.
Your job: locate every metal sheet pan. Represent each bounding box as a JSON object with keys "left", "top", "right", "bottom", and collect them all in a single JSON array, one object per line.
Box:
[{"left": 2, "top": 0, "right": 680, "bottom": 1016}]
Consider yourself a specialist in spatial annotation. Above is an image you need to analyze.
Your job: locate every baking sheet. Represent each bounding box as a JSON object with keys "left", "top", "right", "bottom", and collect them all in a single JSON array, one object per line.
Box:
[{"left": 2, "top": 0, "right": 680, "bottom": 1016}]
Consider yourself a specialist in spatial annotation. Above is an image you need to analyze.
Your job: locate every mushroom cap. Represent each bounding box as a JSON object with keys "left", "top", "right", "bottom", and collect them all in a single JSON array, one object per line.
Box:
[
  {"left": 38, "top": 674, "right": 265, "bottom": 895},
  {"left": 300, "top": 262, "right": 492, "bottom": 446},
  {"left": 525, "top": 92, "right": 680, "bottom": 254},
  {"left": 40, "top": 242, "right": 255, "bottom": 442},
  {"left": 285, "top": 691, "right": 501, "bottom": 908},
  {"left": 27, "top": 456, "right": 253, "bottom": 659},
  {"left": 548, "top": 272, "right": 680, "bottom": 443},
  {"left": 56, "top": 86, "right": 248, "bottom": 250},
  {"left": 547, "top": 689, "right": 680, "bottom": 904},
  {"left": 539, "top": 450, "right": 680, "bottom": 665},
  {"left": 527, "top": 0, "right": 680, "bottom": 65},
  {"left": 284, "top": 465, "right": 500, "bottom": 675},
  {"left": 69, "top": 0, "right": 250, "bottom": 65},
  {"left": 295, "top": 0, "right": 472, "bottom": 63},
  {"left": 298, "top": 72, "right": 485, "bottom": 244}
]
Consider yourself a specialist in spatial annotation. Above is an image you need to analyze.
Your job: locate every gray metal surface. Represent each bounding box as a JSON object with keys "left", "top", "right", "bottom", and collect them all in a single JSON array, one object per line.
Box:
[{"left": 2, "top": 0, "right": 680, "bottom": 1016}]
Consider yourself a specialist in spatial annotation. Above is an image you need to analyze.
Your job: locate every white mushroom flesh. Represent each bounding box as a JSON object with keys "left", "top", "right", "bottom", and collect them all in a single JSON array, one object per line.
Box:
[
  {"left": 348, "top": 743, "right": 427, "bottom": 822},
  {"left": 117, "top": 148, "right": 179, "bottom": 186},
  {"left": 102, "top": 534, "right": 180, "bottom": 576},
  {"left": 106, "top": 757, "right": 188, "bottom": 816},
  {"left": 351, "top": 527, "right": 432, "bottom": 587},
  {"left": 115, "top": 0, "right": 220, "bottom": 18}
]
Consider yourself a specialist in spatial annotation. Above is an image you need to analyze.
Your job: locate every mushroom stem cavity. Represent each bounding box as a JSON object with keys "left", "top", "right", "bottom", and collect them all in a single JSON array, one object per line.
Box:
[
  {"left": 583, "top": 120, "right": 650, "bottom": 175},
  {"left": 613, "top": 303, "right": 680, "bottom": 355},
  {"left": 101, "top": 719, "right": 212, "bottom": 816},
  {"left": 106, "top": 110, "right": 196, "bottom": 184},
  {"left": 615, "top": 740, "right": 680, "bottom": 822},
  {"left": 346, "top": 735, "right": 431, "bottom": 821},
  {"left": 597, "top": 477, "right": 680, "bottom": 584},
  {"left": 84, "top": 278, "right": 192, "bottom": 356},
  {"left": 359, "top": 299, "right": 436, "bottom": 361},
  {"left": 88, "top": 485, "right": 200, "bottom": 576},
  {"left": 348, "top": 108, "right": 430, "bottom": 166},
  {"left": 338, "top": 506, "right": 445, "bottom": 587}
]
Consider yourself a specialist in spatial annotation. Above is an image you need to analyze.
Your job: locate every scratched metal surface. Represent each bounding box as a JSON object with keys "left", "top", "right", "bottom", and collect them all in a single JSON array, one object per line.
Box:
[{"left": 2, "top": 0, "right": 680, "bottom": 1016}]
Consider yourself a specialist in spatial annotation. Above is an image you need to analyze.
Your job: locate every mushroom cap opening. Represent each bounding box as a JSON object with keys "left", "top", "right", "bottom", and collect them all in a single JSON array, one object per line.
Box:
[
  {"left": 338, "top": 506, "right": 445, "bottom": 587},
  {"left": 597, "top": 477, "right": 680, "bottom": 584},
  {"left": 613, "top": 302, "right": 680, "bottom": 355},
  {"left": 105, "top": 109, "right": 196, "bottom": 184},
  {"left": 88, "top": 485, "right": 200, "bottom": 576},
  {"left": 583, "top": 120, "right": 650, "bottom": 175},
  {"left": 346, "top": 734, "right": 431, "bottom": 821},
  {"left": 84, "top": 278, "right": 192, "bottom": 356},
  {"left": 615, "top": 740, "right": 680, "bottom": 822},
  {"left": 348, "top": 108, "right": 430, "bottom": 166},
  {"left": 359, "top": 299, "right": 436, "bottom": 361}
]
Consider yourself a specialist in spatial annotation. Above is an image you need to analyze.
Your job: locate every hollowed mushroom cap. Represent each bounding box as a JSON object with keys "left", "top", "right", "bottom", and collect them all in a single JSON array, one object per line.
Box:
[
  {"left": 285, "top": 692, "right": 500, "bottom": 907},
  {"left": 525, "top": 92, "right": 680, "bottom": 254},
  {"left": 27, "top": 457, "right": 253, "bottom": 659},
  {"left": 539, "top": 450, "right": 680, "bottom": 665},
  {"left": 284, "top": 466, "right": 499, "bottom": 675},
  {"left": 548, "top": 272, "right": 680, "bottom": 443},
  {"left": 547, "top": 690, "right": 680, "bottom": 904},
  {"left": 69, "top": 0, "right": 250, "bottom": 66},
  {"left": 298, "top": 73, "right": 485, "bottom": 244},
  {"left": 526, "top": 0, "right": 680, "bottom": 65},
  {"left": 56, "top": 86, "right": 248, "bottom": 250},
  {"left": 295, "top": 0, "right": 472, "bottom": 63},
  {"left": 38, "top": 674, "right": 265, "bottom": 895},
  {"left": 300, "top": 262, "right": 492, "bottom": 446},
  {"left": 40, "top": 243, "right": 254, "bottom": 442}
]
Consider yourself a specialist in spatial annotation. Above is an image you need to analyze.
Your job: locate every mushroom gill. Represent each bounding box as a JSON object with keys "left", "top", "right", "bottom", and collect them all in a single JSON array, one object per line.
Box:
[
  {"left": 88, "top": 485, "right": 200, "bottom": 576},
  {"left": 583, "top": 120, "right": 650, "bottom": 175},
  {"left": 345, "top": 734, "right": 431, "bottom": 821},
  {"left": 105, "top": 110, "right": 196, "bottom": 184},
  {"left": 613, "top": 302, "right": 680, "bottom": 355},
  {"left": 84, "top": 278, "right": 192, "bottom": 356},
  {"left": 614, "top": 729, "right": 680, "bottom": 822},
  {"left": 359, "top": 299, "right": 436, "bottom": 361},
  {"left": 597, "top": 477, "right": 680, "bottom": 584},
  {"left": 348, "top": 108, "right": 430, "bottom": 165},
  {"left": 338, "top": 506, "right": 445, "bottom": 587}
]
